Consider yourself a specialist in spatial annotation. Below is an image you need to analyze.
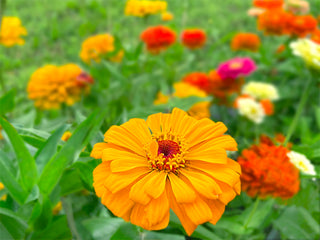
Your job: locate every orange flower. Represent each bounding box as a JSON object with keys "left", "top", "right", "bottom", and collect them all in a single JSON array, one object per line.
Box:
[
  {"left": 181, "top": 29, "right": 207, "bottom": 49},
  {"left": 140, "top": 26, "right": 176, "bottom": 54},
  {"left": 61, "top": 131, "right": 72, "bottom": 141},
  {"left": 238, "top": 138, "right": 300, "bottom": 199},
  {"left": 260, "top": 99, "right": 274, "bottom": 115},
  {"left": 27, "top": 64, "right": 93, "bottom": 109},
  {"left": 287, "top": 15, "right": 318, "bottom": 37},
  {"left": 182, "top": 72, "right": 211, "bottom": 93},
  {"left": 311, "top": 29, "right": 320, "bottom": 44},
  {"left": 0, "top": 17, "right": 27, "bottom": 47},
  {"left": 161, "top": 11, "right": 174, "bottom": 21},
  {"left": 208, "top": 70, "right": 244, "bottom": 101},
  {"left": 91, "top": 108, "right": 241, "bottom": 235},
  {"left": 80, "top": 34, "right": 123, "bottom": 63},
  {"left": 231, "top": 33, "right": 261, "bottom": 52},
  {"left": 253, "top": 0, "right": 284, "bottom": 9},
  {"left": 257, "top": 9, "right": 291, "bottom": 35}
]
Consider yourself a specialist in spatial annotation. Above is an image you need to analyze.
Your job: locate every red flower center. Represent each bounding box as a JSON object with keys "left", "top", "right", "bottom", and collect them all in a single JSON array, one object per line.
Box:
[{"left": 158, "top": 140, "right": 180, "bottom": 158}]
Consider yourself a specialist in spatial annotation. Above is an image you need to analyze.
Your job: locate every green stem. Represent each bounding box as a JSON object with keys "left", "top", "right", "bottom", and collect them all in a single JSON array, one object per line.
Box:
[
  {"left": 0, "top": 0, "right": 6, "bottom": 29},
  {"left": 283, "top": 74, "right": 312, "bottom": 146},
  {"left": 61, "top": 197, "right": 82, "bottom": 240},
  {"left": 243, "top": 198, "right": 260, "bottom": 230}
]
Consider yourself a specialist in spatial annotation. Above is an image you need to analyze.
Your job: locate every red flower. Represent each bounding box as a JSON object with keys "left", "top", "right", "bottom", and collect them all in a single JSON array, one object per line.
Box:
[
  {"left": 140, "top": 26, "right": 176, "bottom": 54},
  {"left": 182, "top": 72, "right": 211, "bottom": 93},
  {"left": 287, "top": 15, "right": 318, "bottom": 37},
  {"left": 257, "top": 9, "right": 291, "bottom": 35},
  {"left": 253, "top": 0, "right": 284, "bottom": 9},
  {"left": 231, "top": 33, "right": 261, "bottom": 52},
  {"left": 181, "top": 29, "right": 207, "bottom": 49}
]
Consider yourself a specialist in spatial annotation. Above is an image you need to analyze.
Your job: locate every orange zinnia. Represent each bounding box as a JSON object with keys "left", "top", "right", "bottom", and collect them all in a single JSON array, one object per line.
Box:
[
  {"left": 311, "top": 29, "right": 320, "bottom": 44},
  {"left": 181, "top": 29, "right": 207, "bottom": 49},
  {"left": 231, "top": 33, "right": 261, "bottom": 52},
  {"left": 140, "top": 26, "right": 176, "bottom": 54},
  {"left": 257, "top": 9, "right": 290, "bottom": 35},
  {"left": 182, "top": 72, "right": 211, "bottom": 93},
  {"left": 91, "top": 108, "right": 241, "bottom": 235},
  {"left": 287, "top": 15, "right": 318, "bottom": 37},
  {"left": 260, "top": 99, "right": 274, "bottom": 115},
  {"left": 238, "top": 137, "right": 299, "bottom": 199},
  {"left": 253, "top": 0, "right": 284, "bottom": 9}
]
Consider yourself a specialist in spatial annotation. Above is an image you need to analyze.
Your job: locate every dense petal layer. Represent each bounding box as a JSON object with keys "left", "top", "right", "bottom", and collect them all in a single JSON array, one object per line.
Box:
[
  {"left": 168, "top": 173, "right": 196, "bottom": 203},
  {"left": 90, "top": 143, "right": 108, "bottom": 159}
]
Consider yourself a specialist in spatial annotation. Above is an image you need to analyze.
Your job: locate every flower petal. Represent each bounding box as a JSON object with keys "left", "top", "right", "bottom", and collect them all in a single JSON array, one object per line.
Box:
[
  {"left": 205, "top": 199, "right": 226, "bottom": 225},
  {"left": 144, "top": 171, "right": 168, "bottom": 199},
  {"left": 185, "top": 147, "right": 227, "bottom": 164},
  {"left": 168, "top": 173, "right": 196, "bottom": 203},
  {"left": 182, "top": 195, "right": 213, "bottom": 225},
  {"left": 190, "top": 135, "right": 237, "bottom": 151},
  {"left": 216, "top": 181, "right": 237, "bottom": 205},
  {"left": 102, "top": 146, "right": 146, "bottom": 162},
  {"left": 93, "top": 162, "right": 111, "bottom": 197},
  {"left": 146, "top": 112, "right": 162, "bottom": 134},
  {"left": 121, "top": 118, "right": 152, "bottom": 145},
  {"left": 91, "top": 143, "right": 108, "bottom": 159}
]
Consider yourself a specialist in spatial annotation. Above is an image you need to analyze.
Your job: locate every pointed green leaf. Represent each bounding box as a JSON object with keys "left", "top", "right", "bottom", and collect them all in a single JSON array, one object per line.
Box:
[
  {"left": 0, "top": 89, "right": 15, "bottom": 115},
  {"left": 0, "top": 207, "right": 28, "bottom": 240},
  {"left": 0, "top": 117, "right": 37, "bottom": 192}
]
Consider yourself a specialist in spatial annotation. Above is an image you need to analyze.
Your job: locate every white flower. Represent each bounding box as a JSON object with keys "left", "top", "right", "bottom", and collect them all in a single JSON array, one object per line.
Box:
[
  {"left": 287, "top": 151, "right": 316, "bottom": 175},
  {"left": 242, "top": 81, "right": 279, "bottom": 100},
  {"left": 289, "top": 39, "right": 320, "bottom": 70},
  {"left": 237, "top": 98, "right": 265, "bottom": 124}
]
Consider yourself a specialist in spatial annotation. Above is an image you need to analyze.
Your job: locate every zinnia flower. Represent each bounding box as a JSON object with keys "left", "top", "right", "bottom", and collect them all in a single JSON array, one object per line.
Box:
[
  {"left": 91, "top": 108, "right": 241, "bottom": 235},
  {"left": 125, "top": 0, "right": 167, "bottom": 17},
  {"left": 154, "top": 82, "right": 211, "bottom": 120},
  {"left": 253, "top": 0, "right": 284, "bottom": 9},
  {"left": 140, "top": 26, "right": 176, "bottom": 54},
  {"left": 27, "top": 64, "right": 93, "bottom": 109},
  {"left": 0, "top": 16, "right": 27, "bottom": 47},
  {"left": 181, "top": 29, "right": 207, "bottom": 49},
  {"left": 287, "top": 151, "right": 316, "bottom": 176},
  {"left": 257, "top": 9, "right": 291, "bottom": 35},
  {"left": 231, "top": 33, "right": 261, "bottom": 52},
  {"left": 217, "top": 57, "right": 256, "bottom": 80},
  {"left": 242, "top": 81, "right": 279, "bottom": 100},
  {"left": 80, "top": 34, "right": 123, "bottom": 63},
  {"left": 290, "top": 38, "right": 320, "bottom": 70},
  {"left": 286, "top": 15, "right": 318, "bottom": 38},
  {"left": 182, "top": 72, "right": 211, "bottom": 93},
  {"left": 236, "top": 97, "right": 265, "bottom": 124},
  {"left": 161, "top": 11, "right": 174, "bottom": 21},
  {"left": 238, "top": 137, "right": 300, "bottom": 199}
]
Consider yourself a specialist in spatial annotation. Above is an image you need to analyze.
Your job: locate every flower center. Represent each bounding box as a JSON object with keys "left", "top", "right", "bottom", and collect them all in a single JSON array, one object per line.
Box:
[
  {"left": 230, "top": 61, "right": 243, "bottom": 70},
  {"left": 158, "top": 140, "right": 180, "bottom": 158}
]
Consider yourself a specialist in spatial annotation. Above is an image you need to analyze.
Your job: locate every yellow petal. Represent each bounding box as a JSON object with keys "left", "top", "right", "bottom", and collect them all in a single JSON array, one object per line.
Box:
[
  {"left": 110, "top": 158, "right": 148, "bottom": 172},
  {"left": 185, "top": 147, "right": 227, "bottom": 164},
  {"left": 216, "top": 181, "right": 237, "bottom": 205},
  {"left": 91, "top": 142, "right": 108, "bottom": 159},
  {"left": 146, "top": 112, "right": 162, "bottom": 134},
  {"left": 176, "top": 114, "right": 197, "bottom": 137},
  {"left": 168, "top": 173, "right": 196, "bottom": 203},
  {"left": 121, "top": 118, "right": 152, "bottom": 145},
  {"left": 144, "top": 171, "right": 168, "bottom": 199},
  {"left": 93, "top": 162, "right": 111, "bottom": 197},
  {"left": 183, "top": 195, "right": 213, "bottom": 225},
  {"left": 205, "top": 199, "right": 225, "bottom": 225},
  {"left": 192, "top": 135, "right": 237, "bottom": 151},
  {"left": 180, "top": 169, "right": 222, "bottom": 199},
  {"left": 170, "top": 108, "right": 188, "bottom": 134},
  {"left": 102, "top": 147, "right": 146, "bottom": 162}
]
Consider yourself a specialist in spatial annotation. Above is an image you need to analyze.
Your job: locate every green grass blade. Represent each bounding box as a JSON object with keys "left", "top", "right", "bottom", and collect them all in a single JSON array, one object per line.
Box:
[
  {"left": 38, "top": 108, "right": 108, "bottom": 195},
  {"left": 0, "top": 117, "right": 38, "bottom": 192}
]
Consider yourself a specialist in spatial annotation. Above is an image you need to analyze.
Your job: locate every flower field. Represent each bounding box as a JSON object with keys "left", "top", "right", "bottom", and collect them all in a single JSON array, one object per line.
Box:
[{"left": 1, "top": 0, "right": 320, "bottom": 239}]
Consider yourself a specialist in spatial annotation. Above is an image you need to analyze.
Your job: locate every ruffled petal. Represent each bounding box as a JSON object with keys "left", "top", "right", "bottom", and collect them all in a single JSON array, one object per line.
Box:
[
  {"left": 121, "top": 118, "right": 152, "bottom": 145},
  {"left": 93, "top": 162, "right": 111, "bottom": 197},
  {"left": 168, "top": 173, "right": 196, "bottom": 203},
  {"left": 182, "top": 195, "right": 213, "bottom": 225},
  {"left": 144, "top": 171, "right": 168, "bottom": 199},
  {"left": 180, "top": 169, "right": 222, "bottom": 199},
  {"left": 91, "top": 143, "right": 108, "bottom": 159},
  {"left": 146, "top": 113, "right": 162, "bottom": 134},
  {"left": 216, "top": 180, "right": 237, "bottom": 205},
  {"left": 205, "top": 199, "right": 226, "bottom": 225}
]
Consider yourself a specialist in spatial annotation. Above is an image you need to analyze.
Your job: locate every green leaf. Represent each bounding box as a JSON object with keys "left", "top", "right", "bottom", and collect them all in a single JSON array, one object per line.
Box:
[
  {"left": 315, "top": 106, "right": 320, "bottom": 129},
  {"left": 274, "top": 206, "right": 320, "bottom": 240},
  {"left": 0, "top": 207, "right": 28, "bottom": 240},
  {"left": 168, "top": 96, "right": 212, "bottom": 112},
  {"left": 38, "top": 108, "right": 108, "bottom": 195},
  {"left": 143, "top": 231, "right": 184, "bottom": 240},
  {"left": 83, "top": 217, "right": 124, "bottom": 240},
  {"left": 0, "top": 117, "right": 37, "bottom": 194},
  {"left": 102, "top": 61, "right": 127, "bottom": 83},
  {"left": 0, "top": 89, "right": 15, "bottom": 115},
  {"left": 35, "top": 124, "right": 69, "bottom": 174},
  {"left": 59, "top": 169, "right": 84, "bottom": 196},
  {"left": 30, "top": 215, "right": 71, "bottom": 240},
  {"left": 21, "top": 135, "right": 46, "bottom": 149},
  {"left": 73, "top": 159, "right": 100, "bottom": 191},
  {"left": 110, "top": 223, "right": 139, "bottom": 240}
]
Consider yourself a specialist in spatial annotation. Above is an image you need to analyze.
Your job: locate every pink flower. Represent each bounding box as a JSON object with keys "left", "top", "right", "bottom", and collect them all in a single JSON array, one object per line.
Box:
[{"left": 217, "top": 57, "right": 257, "bottom": 80}]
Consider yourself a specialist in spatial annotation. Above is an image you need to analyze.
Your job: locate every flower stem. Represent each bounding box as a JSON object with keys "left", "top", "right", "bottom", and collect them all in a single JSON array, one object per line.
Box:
[
  {"left": 61, "top": 197, "right": 82, "bottom": 240},
  {"left": 283, "top": 74, "right": 312, "bottom": 146},
  {"left": 243, "top": 198, "right": 260, "bottom": 230}
]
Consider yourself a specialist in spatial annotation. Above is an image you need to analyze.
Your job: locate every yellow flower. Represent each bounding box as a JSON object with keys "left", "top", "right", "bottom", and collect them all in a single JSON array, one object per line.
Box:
[
  {"left": 52, "top": 201, "right": 62, "bottom": 215},
  {"left": 125, "top": 0, "right": 167, "bottom": 17},
  {"left": 80, "top": 34, "right": 123, "bottom": 64},
  {"left": 91, "top": 108, "right": 240, "bottom": 235},
  {"left": 242, "top": 81, "right": 279, "bottom": 100},
  {"left": 154, "top": 82, "right": 210, "bottom": 119},
  {"left": 237, "top": 98, "right": 265, "bottom": 124},
  {"left": 161, "top": 11, "right": 174, "bottom": 21},
  {"left": 0, "top": 182, "right": 7, "bottom": 201},
  {"left": 290, "top": 38, "right": 320, "bottom": 70},
  {"left": 0, "top": 17, "right": 27, "bottom": 47},
  {"left": 61, "top": 131, "right": 72, "bottom": 141},
  {"left": 27, "top": 64, "right": 93, "bottom": 110},
  {"left": 287, "top": 151, "right": 316, "bottom": 175}
]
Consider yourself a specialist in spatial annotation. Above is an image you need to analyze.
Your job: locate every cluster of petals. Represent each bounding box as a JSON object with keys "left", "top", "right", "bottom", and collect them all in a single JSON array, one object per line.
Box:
[
  {"left": 287, "top": 151, "right": 316, "bottom": 176},
  {"left": 140, "top": 25, "right": 176, "bottom": 54},
  {"left": 235, "top": 96, "right": 266, "bottom": 124},
  {"left": 27, "top": 64, "right": 93, "bottom": 109},
  {"left": 0, "top": 16, "right": 27, "bottom": 47},
  {"left": 91, "top": 108, "right": 241, "bottom": 235},
  {"left": 80, "top": 34, "right": 123, "bottom": 63},
  {"left": 217, "top": 57, "right": 256, "bottom": 80},
  {"left": 290, "top": 38, "right": 320, "bottom": 70},
  {"left": 242, "top": 81, "right": 279, "bottom": 101},
  {"left": 181, "top": 29, "right": 207, "bottom": 50},
  {"left": 311, "top": 29, "right": 320, "bottom": 45},
  {"left": 286, "top": 15, "right": 318, "bottom": 38},
  {"left": 238, "top": 136, "right": 300, "bottom": 199},
  {"left": 154, "top": 82, "right": 211, "bottom": 120},
  {"left": 231, "top": 33, "right": 261, "bottom": 52},
  {"left": 124, "top": 0, "right": 167, "bottom": 17},
  {"left": 253, "top": 0, "right": 284, "bottom": 9}
]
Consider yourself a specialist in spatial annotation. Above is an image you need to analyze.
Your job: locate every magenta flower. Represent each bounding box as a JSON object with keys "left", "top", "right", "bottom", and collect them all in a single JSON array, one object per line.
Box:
[{"left": 217, "top": 57, "right": 256, "bottom": 80}]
